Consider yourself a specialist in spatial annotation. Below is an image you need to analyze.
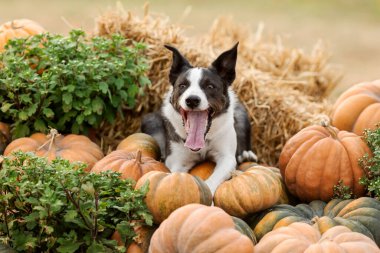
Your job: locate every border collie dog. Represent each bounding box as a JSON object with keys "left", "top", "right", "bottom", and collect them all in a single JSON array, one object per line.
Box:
[{"left": 141, "top": 43, "right": 257, "bottom": 194}]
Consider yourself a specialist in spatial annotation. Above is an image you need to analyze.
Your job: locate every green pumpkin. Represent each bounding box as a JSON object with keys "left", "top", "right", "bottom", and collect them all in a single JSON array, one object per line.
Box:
[{"left": 247, "top": 197, "right": 380, "bottom": 246}]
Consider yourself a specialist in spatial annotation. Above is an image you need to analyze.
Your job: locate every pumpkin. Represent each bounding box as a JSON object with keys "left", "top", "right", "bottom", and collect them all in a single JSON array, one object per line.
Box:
[
  {"left": 255, "top": 222, "right": 379, "bottom": 253},
  {"left": 331, "top": 80, "right": 380, "bottom": 135},
  {"left": 112, "top": 225, "right": 157, "bottom": 253},
  {"left": 91, "top": 150, "right": 169, "bottom": 181},
  {"left": 135, "top": 171, "right": 212, "bottom": 224},
  {"left": 0, "top": 122, "right": 10, "bottom": 154},
  {"left": 279, "top": 122, "right": 371, "bottom": 202},
  {"left": 0, "top": 19, "right": 45, "bottom": 51},
  {"left": 247, "top": 197, "right": 380, "bottom": 246},
  {"left": 4, "top": 129, "right": 103, "bottom": 171},
  {"left": 149, "top": 204, "right": 256, "bottom": 253},
  {"left": 213, "top": 166, "right": 283, "bottom": 218},
  {"left": 117, "top": 133, "right": 161, "bottom": 160},
  {"left": 189, "top": 161, "right": 215, "bottom": 180}
]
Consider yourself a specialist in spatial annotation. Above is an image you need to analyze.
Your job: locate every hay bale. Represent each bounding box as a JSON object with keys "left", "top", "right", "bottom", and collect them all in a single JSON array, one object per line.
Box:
[{"left": 94, "top": 5, "right": 339, "bottom": 165}]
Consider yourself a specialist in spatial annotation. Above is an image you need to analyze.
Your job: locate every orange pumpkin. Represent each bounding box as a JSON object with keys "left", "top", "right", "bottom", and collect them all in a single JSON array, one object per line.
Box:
[
  {"left": 0, "top": 19, "right": 45, "bottom": 51},
  {"left": 135, "top": 171, "right": 212, "bottom": 224},
  {"left": 4, "top": 129, "right": 103, "bottom": 171},
  {"left": 149, "top": 204, "right": 256, "bottom": 253},
  {"left": 0, "top": 122, "right": 10, "bottom": 154},
  {"left": 279, "top": 122, "right": 371, "bottom": 202},
  {"left": 255, "top": 222, "right": 379, "bottom": 253},
  {"left": 189, "top": 161, "right": 215, "bottom": 180},
  {"left": 332, "top": 80, "right": 380, "bottom": 135},
  {"left": 91, "top": 150, "right": 169, "bottom": 181},
  {"left": 214, "top": 166, "right": 283, "bottom": 218},
  {"left": 117, "top": 133, "right": 161, "bottom": 160}
]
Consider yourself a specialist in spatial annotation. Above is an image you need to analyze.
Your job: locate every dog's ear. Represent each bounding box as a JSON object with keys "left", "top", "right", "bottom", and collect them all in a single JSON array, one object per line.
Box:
[
  {"left": 211, "top": 42, "right": 239, "bottom": 85},
  {"left": 165, "top": 45, "right": 192, "bottom": 85}
]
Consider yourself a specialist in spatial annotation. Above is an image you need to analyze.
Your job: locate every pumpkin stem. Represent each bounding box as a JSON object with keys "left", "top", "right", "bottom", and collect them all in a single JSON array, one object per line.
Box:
[
  {"left": 136, "top": 150, "right": 142, "bottom": 163},
  {"left": 37, "top": 128, "right": 61, "bottom": 151},
  {"left": 321, "top": 120, "right": 338, "bottom": 139}
]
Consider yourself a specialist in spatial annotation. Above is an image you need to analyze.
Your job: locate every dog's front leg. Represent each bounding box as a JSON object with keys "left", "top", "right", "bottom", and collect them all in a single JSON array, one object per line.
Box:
[
  {"left": 165, "top": 142, "right": 196, "bottom": 173},
  {"left": 205, "top": 155, "right": 236, "bottom": 194}
]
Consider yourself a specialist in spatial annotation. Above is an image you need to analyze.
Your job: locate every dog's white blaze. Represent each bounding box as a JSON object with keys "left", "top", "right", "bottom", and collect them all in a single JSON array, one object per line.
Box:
[{"left": 179, "top": 68, "right": 209, "bottom": 110}]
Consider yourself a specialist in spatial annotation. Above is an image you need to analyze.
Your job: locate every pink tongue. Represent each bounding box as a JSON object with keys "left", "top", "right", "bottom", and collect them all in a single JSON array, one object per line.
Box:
[{"left": 184, "top": 110, "right": 208, "bottom": 150}]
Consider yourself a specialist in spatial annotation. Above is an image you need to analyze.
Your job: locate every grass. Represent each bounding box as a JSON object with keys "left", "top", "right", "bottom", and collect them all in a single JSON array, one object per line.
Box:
[{"left": 1, "top": 0, "right": 379, "bottom": 98}]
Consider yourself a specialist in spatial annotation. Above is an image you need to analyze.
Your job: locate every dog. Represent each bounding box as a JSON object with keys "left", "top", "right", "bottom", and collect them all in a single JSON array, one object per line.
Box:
[{"left": 141, "top": 43, "right": 257, "bottom": 194}]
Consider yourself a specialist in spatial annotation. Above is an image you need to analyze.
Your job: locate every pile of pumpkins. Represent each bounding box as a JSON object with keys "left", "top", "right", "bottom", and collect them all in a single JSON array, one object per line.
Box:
[{"left": 1, "top": 19, "right": 380, "bottom": 253}]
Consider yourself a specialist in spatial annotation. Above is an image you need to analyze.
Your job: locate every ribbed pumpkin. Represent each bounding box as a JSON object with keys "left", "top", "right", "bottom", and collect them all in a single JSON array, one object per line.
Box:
[
  {"left": 91, "top": 150, "right": 169, "bottom": 181},
  {"left": 247, "top": 197, "right": 380, "bottom": 246},
  {"left": 149, "top": 204, "right": 256, "bottom": 253},
  {"left": 214, "top": 166, "right": 283, "bottom": 218},
  {"left": 331, "top": 80, "right": 380, "bottom": 135},
  {"left": 0, "top": 122, "right": 10, "bottom": 154},
  {"left": 0, "top": 19, "right": 45, "bottom": 51},
  {"left": 135, "top": 172, "right": 212, "bottom": 224},
  {"left": 117, "top": 133, "right": 161, "bottom": 160},
  {"left": 189, "top": 161, "right": 215, "bottom": 180},
  {"left": 255, "top": 222, "right": 379, "bottom": 253},
  {"left": 3, "top": 129, "right": 103, "bottom": 171},
  {"left": 279, "top": 122, "right": 371, "bottom": 202},
  {"left": 112, "top": 225, "right": 157, "bottom": 253}
]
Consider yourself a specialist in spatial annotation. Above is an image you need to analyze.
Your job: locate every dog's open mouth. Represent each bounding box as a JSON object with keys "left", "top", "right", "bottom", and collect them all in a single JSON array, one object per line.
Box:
[{"left": 180, "top": 108, "right": 214, "bottom": 151}]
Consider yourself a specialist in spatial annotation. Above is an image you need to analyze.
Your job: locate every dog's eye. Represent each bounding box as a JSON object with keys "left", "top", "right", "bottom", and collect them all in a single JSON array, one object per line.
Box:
[
  {"left": 179, "top": 84, "right": 187, "bottom": 89},
  {"left": 207, "top": 84, "right": 215, "bottom": 89}
]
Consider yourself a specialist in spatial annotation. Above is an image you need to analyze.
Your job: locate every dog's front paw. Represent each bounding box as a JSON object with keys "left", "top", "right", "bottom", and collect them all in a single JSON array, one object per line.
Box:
[{"left": 237, "top": 150, "right": 258, "bottom": 163}]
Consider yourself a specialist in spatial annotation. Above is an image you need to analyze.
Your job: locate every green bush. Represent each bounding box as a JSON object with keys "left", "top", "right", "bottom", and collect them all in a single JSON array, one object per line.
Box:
[
  {"left": 360, "top": 126, "right": 380, "bottom": 199},
  {"left": 0, "top": 151, "right": 152, "bottom": 252},
  {"left": 0, "top": 30, "right": 150, "bottom": 138}
]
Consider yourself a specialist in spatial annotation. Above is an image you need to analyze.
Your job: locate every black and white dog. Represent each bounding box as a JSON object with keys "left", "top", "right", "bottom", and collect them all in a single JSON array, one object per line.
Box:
[{"left": 141, "top": 43, "right": 257, "bottom": 194}]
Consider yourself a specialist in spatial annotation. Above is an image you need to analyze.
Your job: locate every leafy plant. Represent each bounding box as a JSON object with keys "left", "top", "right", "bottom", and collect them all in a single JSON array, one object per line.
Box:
[
  {"left": 0, "top": 151, "right": 153, "bottom": 252},
  {"left": 0, "top": 30, "right": 150, "bottom": 138},
  {"left": 333, "top": 180, "right": 353, "bottom": 200},
  {"left": 359, "top": 126, "right": 380, "bottom": 199}
]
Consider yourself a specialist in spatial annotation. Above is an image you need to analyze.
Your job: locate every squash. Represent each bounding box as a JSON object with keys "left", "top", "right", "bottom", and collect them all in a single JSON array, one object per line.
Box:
[
  {"left": 255, "top": 222, "right": 379, "bottom": 253},
  {"left": 0, "top": 19, "right": 45, "bottom": 51},
  {"left": 149, "top": 204, "right": 256, "bottom": 253},
  {"left": 91, "top": 150, "right": 169, "bottom": 181},
  {"left": 0, "top": 122, "right": 10, "bottom": 154},
  {"left": 117, "top": 133, "right": 161, "bottom": 160},
  {"left": 135, "top": 171, "right": 212, "bottom": 224},
  {"left": 331, "top": 80, "right": 380, "bottom": 135},
  {"left": 213, "top": 166, "right": 283, "bottom": 218},
  {"left": 3, "top": 129, "right": 103, "bottom": 171},
  {"left": 279, "top": 122, "right": 371, "bottom": 202},
  {"left": 189, "top": 161, "right": 215, "bottom": 180},
  {"left": 247, "top": 197, "right": 380, "bottom": 246},
  {"left": 112, "top": 225, "right": 157, "bottom": 253}
]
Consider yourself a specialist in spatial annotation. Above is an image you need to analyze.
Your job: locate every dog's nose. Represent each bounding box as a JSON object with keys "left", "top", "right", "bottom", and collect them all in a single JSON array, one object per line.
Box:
[{"left": 185, "top": 96, "right": 201, "bottom": 109}]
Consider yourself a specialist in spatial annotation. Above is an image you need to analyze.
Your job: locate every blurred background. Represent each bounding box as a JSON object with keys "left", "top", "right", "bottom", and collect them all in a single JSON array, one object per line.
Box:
[{"left": 1, "top": 0, "right": 379, "bottom": 98}]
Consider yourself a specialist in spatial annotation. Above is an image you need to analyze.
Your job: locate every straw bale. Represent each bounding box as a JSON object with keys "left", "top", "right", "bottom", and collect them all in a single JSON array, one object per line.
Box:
[{"left": 93, "top": 5, "right": 338, "bottom": 165}]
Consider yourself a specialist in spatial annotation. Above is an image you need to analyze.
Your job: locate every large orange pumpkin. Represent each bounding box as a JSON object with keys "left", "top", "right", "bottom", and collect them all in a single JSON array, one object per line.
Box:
[
  {"left": 117, "top": 133, "right": 161, "bottom": 160},
  {"left": 91, "top": 150, "right": 169, "bottom": 181},
  {"left": 149, "top": 204, "right": 256, "bottom": 253},
  {"left": 214, "top": 166, "right": 283, "bottom": 218},
  {"left": 135, "top": 171, "right": 212, "bottom": 224},
  {"left": 0, "top": 19, "right": 45, "bottom": 51},
  {"left": 255, "top": 222, "right": 379, "bottom": 253},
  {"left": 332, "top": 80, "right": 380, "bottom": 135},
  {"left": 0, "top": 122, "right": 10, "bottom": 154},
  {"left": 279, "top": 122, "right": 371, "bottom": 202},
  {"left": 4, "top": 129, "right": 103, "bottom": 171}
]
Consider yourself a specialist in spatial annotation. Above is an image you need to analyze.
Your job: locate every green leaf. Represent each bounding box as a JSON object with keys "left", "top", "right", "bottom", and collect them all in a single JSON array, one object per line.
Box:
[
  {"left": 34, "top": 119, "right": 47, "bottom": 132},
  {"left": 13, "top": 124, "right": 30, "bottom": 138},
  {"left": 99, "top": 82, "right": 108, "bottom": 94},
  {"left": 63, "top": 93, "right": 73, "bottom": 105},
  {"left": 1, "top": 103, "right": 13, "bottom": 113},
  {"left": 91, "top": 97, "right": 103, "bottom": 115},
  {"left": 43, "top": 108, "right": 54, "bottom": 118},
  {"left": 18, "top": 111, "right": 28, "bottom": 121}
]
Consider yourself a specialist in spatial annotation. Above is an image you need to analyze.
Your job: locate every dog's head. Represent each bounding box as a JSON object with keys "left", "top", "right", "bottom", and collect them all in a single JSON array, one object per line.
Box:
[{"left": 165, "top": 43, "right": 238, "bottom": 151}]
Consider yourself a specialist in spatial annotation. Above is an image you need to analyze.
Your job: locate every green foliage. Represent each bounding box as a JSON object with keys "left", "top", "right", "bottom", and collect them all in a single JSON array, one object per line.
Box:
[
  {"left": 0, "top": 30, "right": 150, "bottom": 138},
  {"left": 333, "top": 180, "right": 353, "bottom": 200},
  {"left": 0, "top": 151, "right": 153, "bottom": 252},
  {"left": 359, "top": 126, "right": 380, "bottom": 199}
]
